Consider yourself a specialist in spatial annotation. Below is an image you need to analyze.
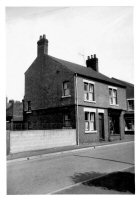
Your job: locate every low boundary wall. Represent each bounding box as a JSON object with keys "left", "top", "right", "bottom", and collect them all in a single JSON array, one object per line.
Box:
[{"left": 7, "top": 129, "right": 76, "bottom": 154}]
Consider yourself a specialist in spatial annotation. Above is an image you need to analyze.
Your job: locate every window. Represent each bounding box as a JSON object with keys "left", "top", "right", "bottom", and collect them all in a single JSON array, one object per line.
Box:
[
  {"left": 109, "top": 87, "right": 117, "bottom": 105},
  {"left": 127, "top": 99, "right": 134, "bottom": 111},
  {"left": 27, "top": 101, "right": 31, "bottom": 111},
  {"left": 84, "top": 81, "right": 95, "bottom": 102},
  {"left": 63, "top": 114, "right": 71, "bottom": 127},
  {"left": 63, "top": 81, "right": 70, "bottom": 97},
  {"left": 125, "top": 119, "right": 134, "bottom": 131},
  {"left": 85, "top": 111, "right": 96, "bottom": 132}
]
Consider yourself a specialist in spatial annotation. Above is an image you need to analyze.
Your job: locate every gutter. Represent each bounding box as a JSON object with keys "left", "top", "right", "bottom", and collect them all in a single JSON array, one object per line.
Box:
[{"left": 75, "top": 73, "right": 79, "bottom": 146}]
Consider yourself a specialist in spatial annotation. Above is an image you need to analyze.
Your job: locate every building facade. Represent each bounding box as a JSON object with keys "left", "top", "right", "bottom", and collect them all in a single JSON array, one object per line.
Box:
[{"left": 23, "top": 35, "right": 127, "bottom": 145}]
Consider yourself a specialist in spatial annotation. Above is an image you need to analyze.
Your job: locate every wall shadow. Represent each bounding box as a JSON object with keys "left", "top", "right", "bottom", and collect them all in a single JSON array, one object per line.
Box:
[{"left": 71, "top": 170, "right": 135, "bottom": 194}]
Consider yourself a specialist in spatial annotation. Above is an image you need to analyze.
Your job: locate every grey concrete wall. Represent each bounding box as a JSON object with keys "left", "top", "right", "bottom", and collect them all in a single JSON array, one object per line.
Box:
[{"left": 9, "top": 129, "right": 76, "bottom": 153}]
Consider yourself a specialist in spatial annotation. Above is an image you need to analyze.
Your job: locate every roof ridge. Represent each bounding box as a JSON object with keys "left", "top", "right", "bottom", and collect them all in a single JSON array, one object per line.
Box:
[{"left": 48, "top": 55, "right": 126, "bottom": 88}]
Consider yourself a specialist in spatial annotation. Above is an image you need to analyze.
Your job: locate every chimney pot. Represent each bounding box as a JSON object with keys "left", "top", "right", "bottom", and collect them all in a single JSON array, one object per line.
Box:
[
  {"left": 86, "top": 54, "right": 99, "bottom": 72},
  {"left": 40, "top": 35, "right": 43, "bottom": 40},
  {"left": 43, "top": 34, "right": 46, "bottom": 39}
]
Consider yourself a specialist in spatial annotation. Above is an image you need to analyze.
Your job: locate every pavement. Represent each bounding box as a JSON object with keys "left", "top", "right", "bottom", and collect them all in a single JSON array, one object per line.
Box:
[{"left": 7, "top": 136, "right": 134, "bottom": 162}]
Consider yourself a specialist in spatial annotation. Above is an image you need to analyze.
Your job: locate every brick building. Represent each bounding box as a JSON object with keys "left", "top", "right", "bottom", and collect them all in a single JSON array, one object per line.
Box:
[
  {"left": 6, "top": 99, "right": 23, "bottom": 130},
  {"left": 23, "top": 34, "right": 127, "bottom": 145}
]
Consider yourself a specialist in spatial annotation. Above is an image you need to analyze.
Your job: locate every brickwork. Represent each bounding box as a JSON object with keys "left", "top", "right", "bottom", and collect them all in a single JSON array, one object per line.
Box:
[
  {"left": 76, "top": 76, "right": 127, "bottom": 110},
  {"left": 24, "top": 55, "right": 75, "bottom": 111},
  {"left": 24, "top": 106, "right": 76, "bottom": 130},
  {"left": 77, "top": 106, "right": 109, "bottom": 144},
  {"left": 23, "top": 38, "right": 127, "bottom": 145}
]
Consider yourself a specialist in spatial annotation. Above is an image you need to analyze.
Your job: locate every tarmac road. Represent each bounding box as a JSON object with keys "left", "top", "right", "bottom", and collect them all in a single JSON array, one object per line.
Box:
[{"left": 7, "top": 141, "right": 134, "bottom": 194}]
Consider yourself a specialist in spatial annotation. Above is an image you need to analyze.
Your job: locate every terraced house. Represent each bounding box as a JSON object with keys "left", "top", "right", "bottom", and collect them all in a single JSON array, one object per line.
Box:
[{"left": 23, "top": 34, "right": 127, "bottom": 145}]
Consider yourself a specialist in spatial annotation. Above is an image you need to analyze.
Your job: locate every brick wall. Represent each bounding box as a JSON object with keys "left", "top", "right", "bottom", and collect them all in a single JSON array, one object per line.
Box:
[
  {"left": 9, "top": 129, "right": 76, "bottom": 153},
  {"left": 76, "top": 76, "right": 127, "bottom": 110},
  {"left": 77, "top": 106, "right": 109, "bottom": 144},
  {"left": 24, "top": 106, "right": 76, "bottom": 130},
  {"left": 24, "top": 55, "right": 75, "bottom": 111}
]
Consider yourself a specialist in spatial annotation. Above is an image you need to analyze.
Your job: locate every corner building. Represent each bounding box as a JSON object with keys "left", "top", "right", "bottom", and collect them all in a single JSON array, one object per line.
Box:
[{"left": 24, "top": 35, "right": 127, "bottom": 145}]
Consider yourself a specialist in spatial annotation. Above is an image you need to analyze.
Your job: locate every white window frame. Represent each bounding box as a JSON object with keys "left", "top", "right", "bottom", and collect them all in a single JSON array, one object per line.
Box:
[
  {"left": 26, "top": 101, "right": 32, "bottom": 113},
  {"left": 108, "top": 86, "right": 119, "bottom": 106},
  {"left": 63, "top": 113, "right": 71, "bottom": 127},
  {"left": 83, "top": 79, "right": 96, "bottom": 103},
  {"left": 84, "top": 107, "right": 97, "bottom": 133},
  {"left": 62, "top": 81, "right": 71, "bottom": 98}
]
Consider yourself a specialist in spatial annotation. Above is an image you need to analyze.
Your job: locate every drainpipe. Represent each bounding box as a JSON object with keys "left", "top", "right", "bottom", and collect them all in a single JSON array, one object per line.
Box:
[{"left": 75, "top": 73, "right": 79, "bottom": 146}]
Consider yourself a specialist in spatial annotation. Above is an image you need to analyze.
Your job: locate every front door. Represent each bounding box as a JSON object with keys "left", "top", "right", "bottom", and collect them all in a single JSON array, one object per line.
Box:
[{"left": 99, "top": 113, "right": 105, "bottom": 140}]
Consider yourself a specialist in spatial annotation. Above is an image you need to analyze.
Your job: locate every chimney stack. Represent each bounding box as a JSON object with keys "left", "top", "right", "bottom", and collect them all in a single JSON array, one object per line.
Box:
[
  {"left": 86, "top": 54, "right": 99, "bottom": 72},
  {"left": 37, "top": 34, "right": 48, "bottom": 57}
]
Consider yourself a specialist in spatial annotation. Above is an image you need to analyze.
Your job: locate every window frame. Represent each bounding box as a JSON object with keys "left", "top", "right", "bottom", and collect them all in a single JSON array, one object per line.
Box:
[
  {"left": 84, "top": 108, "right": 97, "bottom": 133},
  {"left": 127, "top": 98, "right": 134, "bottom": 111},
  {"left": 27, "top": 101, "right": 32, "bottom": 112},
  {"left": 108, "top": 86, "right": 118, "bottom": 106},
  {"left": 62, "top": 81, "right": 71, "bottom": 98},
  {"left": 63, "top": 113, "right": 71, "bottom": 127},
  {"left": 83, "top": 80, "right": 95, "bottom": 103}
]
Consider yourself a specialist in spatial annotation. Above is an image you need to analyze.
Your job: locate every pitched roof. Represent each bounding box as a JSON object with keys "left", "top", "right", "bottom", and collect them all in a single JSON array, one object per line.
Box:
[
  {"left": 112, "top": 78, "right": 134, "bottom": 98},
  {"left": 49, "top": 55, "right": 126, "bottom": 88}
]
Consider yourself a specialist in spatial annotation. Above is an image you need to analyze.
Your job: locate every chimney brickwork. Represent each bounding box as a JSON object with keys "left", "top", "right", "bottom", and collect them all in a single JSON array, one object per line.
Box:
[
  {"left": 37, "top": 34, "right": 48, "bottom": 57},
  {"left": 86, "top": 54, "right": 99, "bottom": 72}
]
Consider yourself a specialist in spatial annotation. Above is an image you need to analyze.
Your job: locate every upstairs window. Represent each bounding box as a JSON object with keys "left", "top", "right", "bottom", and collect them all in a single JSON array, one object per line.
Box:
[
  {"left": 127, "top": 99, "right": 134, "bottom": 111},
  {"left": 84, "top": 81, "right": 95, "bottom": 102},
  {"left": 63, "top": 81, "right": 70, "bottom": 97},
  {"left": 109, "top": 87, "right": 118, "bottom": 105}
]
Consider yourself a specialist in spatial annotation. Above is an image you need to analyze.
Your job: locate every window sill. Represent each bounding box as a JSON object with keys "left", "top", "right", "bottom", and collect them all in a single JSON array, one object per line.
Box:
[
  {"left": 109, "top": 104, "right": 119, "bottom": 107},
  {"left": 61, "top": 95, "right": 71, "bottom": 98},
  {"left": 110, "top": 133, "right": 120, "bottom": 136},
  {"left": 62, "top": 126, "right": 72, "bottom": 129},
  {"left": 85, "top": 130, "right": 97, "bottom": 134},
  {"left": 26, "top": 111, "right": 32, "bottom": 114},
  {"left": 84, "top": 100, "right": 96, "bottom": 103}
]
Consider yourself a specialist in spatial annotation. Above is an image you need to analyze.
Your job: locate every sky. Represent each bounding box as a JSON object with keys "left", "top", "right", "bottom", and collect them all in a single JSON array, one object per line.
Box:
[{"left": 6, "top": 6, "right": 133, "bottom": 101}]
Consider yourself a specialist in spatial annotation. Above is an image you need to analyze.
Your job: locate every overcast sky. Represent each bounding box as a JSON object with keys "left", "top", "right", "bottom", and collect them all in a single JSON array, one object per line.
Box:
[{"left": 6, "top": 6, "right": 133, "bottom": 101}]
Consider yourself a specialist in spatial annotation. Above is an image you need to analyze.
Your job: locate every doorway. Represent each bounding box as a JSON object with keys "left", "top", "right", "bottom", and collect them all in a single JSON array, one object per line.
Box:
[{"left": 99, "top": 113, "right": 105, "bottom": 140}]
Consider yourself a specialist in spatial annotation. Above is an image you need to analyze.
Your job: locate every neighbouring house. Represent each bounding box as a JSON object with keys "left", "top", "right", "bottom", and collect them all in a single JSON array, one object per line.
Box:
[
  {"left": 23, "top": 34, "right": 127, "bottom": 145},
  {"left": 6, "top": 99, "right": 24, "bottom": 130},
  {"left": 112, "top": 78, "right": 134, "bottom": 135}
]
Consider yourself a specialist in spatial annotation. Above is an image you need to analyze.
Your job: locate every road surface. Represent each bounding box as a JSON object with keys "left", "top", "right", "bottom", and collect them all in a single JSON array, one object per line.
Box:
[{"left": 7, "top": 141, "right": 134, "bottom": 194}]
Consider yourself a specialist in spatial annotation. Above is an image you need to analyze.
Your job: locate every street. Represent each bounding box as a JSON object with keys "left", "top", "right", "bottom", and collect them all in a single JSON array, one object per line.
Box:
[{"left": 7, "top": 141, "right": 134, "bottom": 194}]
